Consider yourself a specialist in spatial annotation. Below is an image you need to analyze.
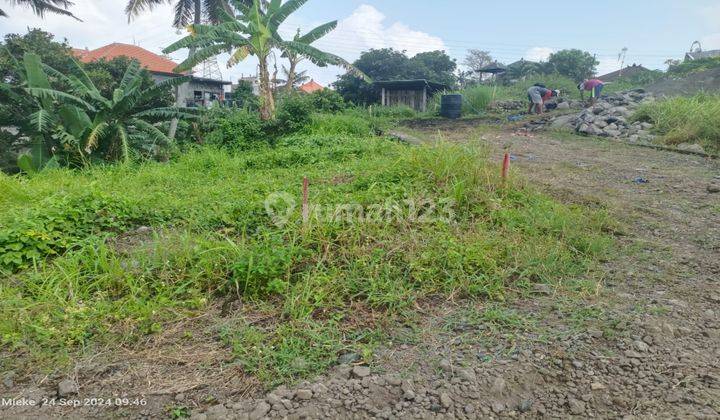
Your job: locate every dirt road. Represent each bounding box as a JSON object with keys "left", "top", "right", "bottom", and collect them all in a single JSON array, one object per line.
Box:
[{"left": 4, "top": 126, "right": 719, "bottom": 419}]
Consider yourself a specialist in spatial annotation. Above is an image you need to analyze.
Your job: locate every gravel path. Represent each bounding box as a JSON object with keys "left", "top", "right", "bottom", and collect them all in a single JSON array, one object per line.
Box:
[{"left": 3, "top": 127, "right": 719, "bottom": 419}]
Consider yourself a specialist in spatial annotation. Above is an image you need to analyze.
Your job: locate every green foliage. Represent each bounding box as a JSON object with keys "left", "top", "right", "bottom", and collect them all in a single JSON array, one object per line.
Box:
[
  {"left": 220, "top": 320, "right": 344, "bottom": 386},
  {"left": 302, "top": 113, "right": 373, "bottom": 136},
  {"left": 228, "top": 79, "right": 259, "bottom": 110},
  {"left": 163, "top": 0, "right": 361, "bottom": 120},
  {"left": 0, "top": 192, "right": 157, "bottom": 272},
  {"left": 205, "top": 109, "right": 266, "bottom": 150},
  {"left": 333, "top": 48, "right": 457, "bottom": 105},
  {"left": 368, "top": 105, "right": 417, "bottom": 119},
  {"left": 547, "top": 49, "right": 599, "bottom": 82},
  {"left": 0, "top": 0, "right": 78, "bottom": 19},
  {"left": 603, "top": 69, "right": 665, "bottom": 94},
  {"left": 667, "top": 57, "right": 720, "bottom": 76},
  {"left": 11, "top": 53, "right": 197, "bottom": 168},
  {"left": 306, "top": 89, "right": 346, "bottom": 113},
  {"left": 632, "top": 93, "right": 720, "bottom": 152},
  {"left": 83, "top": 56, "right": 173, "bottom": 109},
  {"left": 273, "top": 93, "right": 314, "bottom": 135},
  {"left": 461, "top": 85, "right": 493, "bottom": 114},
  {"left": 0, "top": 132, "right": 613, "bottom": 373}
]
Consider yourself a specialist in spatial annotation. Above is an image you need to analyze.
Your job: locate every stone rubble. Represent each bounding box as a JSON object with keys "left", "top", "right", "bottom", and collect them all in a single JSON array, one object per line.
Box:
[{"left": 525, "top": 89, "right": 662, "bottom": 144}]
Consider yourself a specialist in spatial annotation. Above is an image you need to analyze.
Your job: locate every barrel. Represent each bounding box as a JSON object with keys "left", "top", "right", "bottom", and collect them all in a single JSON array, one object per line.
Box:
[{"left": 440, "top": 94, "right": 462, "bottom": 119}]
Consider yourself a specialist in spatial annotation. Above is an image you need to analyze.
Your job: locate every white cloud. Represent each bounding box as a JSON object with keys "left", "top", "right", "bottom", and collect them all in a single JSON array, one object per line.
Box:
[
  {"left": 700, "top": 33, "right": 720, "bottom": 50},
  {"left": 317, "top": 5, "right": 446, "bottom": 58},
  {"left": 524, "top": 47, "right": 554, "bottom": 62},
  {"left": 0, "top": 3, "right": 446, "bottom": 87},
  {"left": 596, "top": 57, "right": 621, "bottom": 77}
]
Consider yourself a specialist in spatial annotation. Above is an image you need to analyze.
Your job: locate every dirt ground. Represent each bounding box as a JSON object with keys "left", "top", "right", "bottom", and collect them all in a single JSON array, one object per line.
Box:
[{"left": 2, "top": 125, "right": 719, "bottom": 419}]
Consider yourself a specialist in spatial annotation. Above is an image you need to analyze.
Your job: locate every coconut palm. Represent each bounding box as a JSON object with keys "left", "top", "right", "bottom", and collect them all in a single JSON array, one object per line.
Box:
[
  {"left": 0, "top": 0, "right": 78, "bottom": 19},
  {"left": 164, "top": 0, "right": 365, "bottom": 120},
  {"left": 125, "top": 0, "right": 239, "bottom": 29},
  {"left": 281, "top": 65, "right": 308, "bottom": 89},
  {"left": 9, "top": 52, "right": 197, "bottom": 169}
]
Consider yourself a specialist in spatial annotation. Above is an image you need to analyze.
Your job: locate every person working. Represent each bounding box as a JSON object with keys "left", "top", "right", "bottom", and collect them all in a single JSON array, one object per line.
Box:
[
  {"left": 527, "top": 85, "right": 560, "bottom": 115},
  {"left": 578, "top": 79, "right": 605, "bottom": 105}
]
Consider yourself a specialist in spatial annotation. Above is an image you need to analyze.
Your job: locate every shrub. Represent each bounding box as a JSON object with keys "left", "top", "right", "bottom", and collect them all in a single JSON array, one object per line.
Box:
[
  {"left": 632, "top": 93, "right": 720, "bottom": 152},
  {"left": 461, "top": 85, "right": 493, "bottom": 115},
  {"left": 667, "top": 57, "right": 720, "bottom": 76},
  {"left": 369, "top": 105, "right": 417, "bottom": 119},
  {"left": 205, "top": 109, "right": 266, "bottom": 150},
  {"left": 273, "top": 94, "right": 314, "bottom": 135},
  {"left": 307, "top": 89, "right": 346, "bottom": 113},
  {"left": 303, "top": 113, "right": 373, "bottom": 136}
]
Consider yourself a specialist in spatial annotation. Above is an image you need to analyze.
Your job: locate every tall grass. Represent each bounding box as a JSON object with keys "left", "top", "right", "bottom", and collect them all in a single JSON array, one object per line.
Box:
[
  {"left": 633, "top": 93, "right": 720, "bottom": 152},
  {"left": 493, "top": 74, "right": 580, "bottom": 101},
  {"left": 0, "top": 132, "right": 613, "bottom": 380}
]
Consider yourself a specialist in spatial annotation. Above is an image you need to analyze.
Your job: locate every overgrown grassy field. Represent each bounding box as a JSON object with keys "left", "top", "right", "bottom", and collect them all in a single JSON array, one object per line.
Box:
[
  {"left": 633, "top": 93, "right": 720, "bottom": 153},
  {"left": 0, "top": 120, "right": 613, "bottom": 384}
]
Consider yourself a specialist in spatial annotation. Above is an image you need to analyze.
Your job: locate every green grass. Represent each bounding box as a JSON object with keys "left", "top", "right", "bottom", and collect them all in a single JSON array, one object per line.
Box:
[
  {"left": 0, "top": 131, "right": 613, "bottom": 383},
  {"left": 632, "top": 93, "right": 720, "bottom": 153},
  {"left": 492, "top": 74, "right": 581, "bottom": 102}
]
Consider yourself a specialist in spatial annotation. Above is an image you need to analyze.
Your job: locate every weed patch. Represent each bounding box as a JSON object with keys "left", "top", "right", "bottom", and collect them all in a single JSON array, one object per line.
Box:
[{"left": 0, "top": 134, "right": 613, "bottom": 383}]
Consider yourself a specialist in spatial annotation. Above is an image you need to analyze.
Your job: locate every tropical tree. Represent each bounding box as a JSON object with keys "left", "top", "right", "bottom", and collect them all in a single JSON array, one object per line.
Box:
[
  {"left": 281, "top": 22, "right": 336, "bottom": 92},
  {"left": 4, "top": 52, "right": 197, "bottom": 170},
  {"left": 0, "top": 0, "right": 78, "bottom": 19},
  {"left": 164, "top": 0, "right": 364, "bottom": 120},
  {"left": 282, "top": 65, "right": 309, "bottom": 88},
  {"left": 547, "top": 49, "right": 599, "bottom": 82},
  {"left": 125, "top": 0, "right": 235, "bottom": 30}
]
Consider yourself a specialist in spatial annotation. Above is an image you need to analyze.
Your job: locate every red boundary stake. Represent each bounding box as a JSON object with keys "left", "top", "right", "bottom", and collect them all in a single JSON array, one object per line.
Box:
[
  {"left": 502, "top": 152, "right": 510, "bottom": 181},
  {"left": 302, "top": 176, "right": 309, "bottom": 223}
]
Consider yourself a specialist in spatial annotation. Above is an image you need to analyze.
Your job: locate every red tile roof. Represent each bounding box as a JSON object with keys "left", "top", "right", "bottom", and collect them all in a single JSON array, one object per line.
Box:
[
  {"left": 73, "top": 43, "right": 182, "bottom": 75},
  {"left": 299, "top": 79, "right": 324, "bottom": 94}
]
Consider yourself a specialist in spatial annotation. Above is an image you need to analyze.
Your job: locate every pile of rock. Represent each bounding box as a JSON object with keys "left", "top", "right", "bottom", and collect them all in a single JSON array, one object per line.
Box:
[{"left": 532, "top": 89, "right": 658, "bottom": 143}]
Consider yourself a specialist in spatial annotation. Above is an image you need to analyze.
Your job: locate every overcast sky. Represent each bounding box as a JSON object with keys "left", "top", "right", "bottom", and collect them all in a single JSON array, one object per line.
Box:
[{"left": 2, "top": 0, "right": 720, "bottom": 86}]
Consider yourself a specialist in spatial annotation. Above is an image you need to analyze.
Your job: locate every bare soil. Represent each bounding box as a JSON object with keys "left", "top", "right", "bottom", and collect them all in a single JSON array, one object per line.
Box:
[{"left": 2, "top": 125, "right": 719, "bottom": 419}]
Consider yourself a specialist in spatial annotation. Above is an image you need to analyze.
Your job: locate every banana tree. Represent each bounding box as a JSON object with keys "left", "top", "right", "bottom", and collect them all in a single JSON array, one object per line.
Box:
[
  {"left": 164, "top": 0, "right": 367, "bottom": 120},
  {"left": 17, "top": 52, "right": 198, "bottom": 168}
]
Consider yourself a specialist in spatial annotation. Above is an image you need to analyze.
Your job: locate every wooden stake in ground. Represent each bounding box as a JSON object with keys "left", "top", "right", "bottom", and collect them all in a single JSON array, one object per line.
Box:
[{"left": 502, "top": 152, "right": 510, "bottom": 181}]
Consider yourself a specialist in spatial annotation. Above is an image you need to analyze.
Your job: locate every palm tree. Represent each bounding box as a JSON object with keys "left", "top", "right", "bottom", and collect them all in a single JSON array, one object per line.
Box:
[
  {"left": 125, "top": 0, "right": 238, "bottom": 28},
  {"left": 282, "top": 65, "right": 308, "bottom": 89},
  {"left": 164, "top": 0, "right": 364, "bottom": 120},
  {"left": 0, "top": 0, "right": 78, "bottom": 19},
  {"left": 281, "top": 22, "right": 335, "bottom": 92}
]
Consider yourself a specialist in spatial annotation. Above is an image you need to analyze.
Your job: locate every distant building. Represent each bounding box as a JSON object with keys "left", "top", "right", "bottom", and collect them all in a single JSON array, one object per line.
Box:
[
  {"left": 685, "top": 49, "right": 720, "bottom": 61},
  {"left": 74, "top": 43, "right": 231, "bottom": 107},
  {"left": 597, "top": 64, "right": 651, "bottom": 82},
  {"left": 374, "top": 79, "right": 448, "bottom": 112},
  {"left": 299, "top": 79, "right": 324, "bottom": 94}
]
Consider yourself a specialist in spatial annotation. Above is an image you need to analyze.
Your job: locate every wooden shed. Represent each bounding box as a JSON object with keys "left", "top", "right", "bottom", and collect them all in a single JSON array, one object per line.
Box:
[{"left": 375, "top": 79, "right": 448, "bottom": 112}]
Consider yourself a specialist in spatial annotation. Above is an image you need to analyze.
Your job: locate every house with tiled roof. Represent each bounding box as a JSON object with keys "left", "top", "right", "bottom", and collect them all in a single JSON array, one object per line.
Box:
[
  {"left": 74, "top": 43, "right": 231, "bottom": 107},
  {"left": 299, "top": 79, "right": 324, "bottom": 94}
]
